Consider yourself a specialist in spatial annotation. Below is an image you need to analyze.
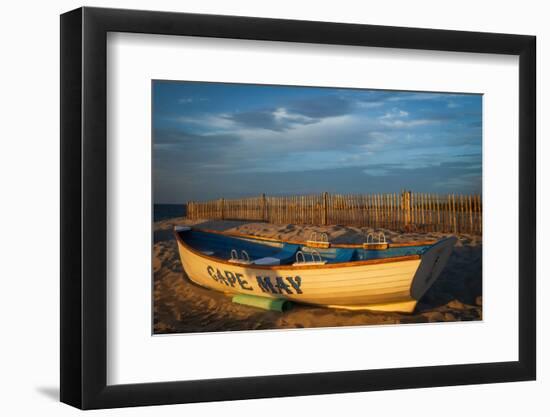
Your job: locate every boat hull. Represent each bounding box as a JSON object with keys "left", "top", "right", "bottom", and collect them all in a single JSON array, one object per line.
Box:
[{"left": 175, "top": 232, "right": 456, "bottom": 313}]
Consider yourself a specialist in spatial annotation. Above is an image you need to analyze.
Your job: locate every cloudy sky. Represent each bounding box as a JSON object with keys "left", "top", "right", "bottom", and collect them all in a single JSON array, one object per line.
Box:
[{"left": 152, "top": 81, "right": 482, "bottom": 204}]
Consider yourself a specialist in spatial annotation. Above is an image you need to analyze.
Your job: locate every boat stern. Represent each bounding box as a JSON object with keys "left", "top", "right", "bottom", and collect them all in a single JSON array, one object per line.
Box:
[{"left": 410, "top": 236, "right": 457, "bottom": 301}]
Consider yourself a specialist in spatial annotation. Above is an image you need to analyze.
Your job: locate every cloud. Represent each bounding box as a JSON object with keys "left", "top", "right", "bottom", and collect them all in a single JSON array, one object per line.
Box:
[
  {"left": 386, "top": 92, "right": 466, "bottom": 102},
  {"left": 155, "top": 161, "right": 482, "bottom": 202},
  {"left": 227, "top": 110, "right": 282, "bottom": 131},
  {"left": 153, "top": 83, "right": 482, "bottom": 202},
  {"left": 177, "top": 97, "right": 209, "bottom": 104},
  {"left": 355, "top": 101, "right": 384, "bottom": 109},
  {"left": 380, "top": 108, "right": 409, "bottom": 119},
  {"left": 174, "top": 114, "right": 237, "bottom": 131},
  {"left": 286, "top": 95, "right": 355, "bottom": 118},
  {"left": 153, "top": 128, "right": 242, "bottom": 163},
  {"left": 378, "top": 107, "right": 435, "bottom": 128},
  {"left": 224, "top": 107, "right": 317, "bottom": 132},
  {"left": 222, "top": 95, "right": 357, "bottom": 132}
]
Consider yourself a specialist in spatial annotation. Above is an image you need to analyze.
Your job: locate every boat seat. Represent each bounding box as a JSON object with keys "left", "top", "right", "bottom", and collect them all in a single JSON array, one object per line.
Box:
[
  {"left": 251, "top": 244, "right": 299, "bottom": 266},
  {"left": 270, "top": 244, "right": 299, "bottom": 264},
  {"left": 253, "top": 257, "right": 281, "bottom": 266}
]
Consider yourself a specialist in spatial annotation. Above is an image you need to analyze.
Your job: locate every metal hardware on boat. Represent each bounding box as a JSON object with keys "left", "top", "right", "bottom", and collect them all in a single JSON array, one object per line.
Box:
[
  {"left": 309, "top": 231, "right": 328, "bottom": 243},
  {"left": 366, "top": 232, "right": 374, "bottom": 244},
  {"left": 229, "top": 248, "right": 252, "bottom": 264},
  {"left": 363, "top": 231, "right": 389, "bottom": 250},
  {"left": 310, "top": 249, "right": 323, "bottom": 263},
  {"left": 294, "top": 249, "right": 327, "bottom": 265},
  {"left": 306, "top": 231, "right": 330, "bottom": 248},
  {"left": 365, "top": 231, "right": 386, "bottom": 244}
]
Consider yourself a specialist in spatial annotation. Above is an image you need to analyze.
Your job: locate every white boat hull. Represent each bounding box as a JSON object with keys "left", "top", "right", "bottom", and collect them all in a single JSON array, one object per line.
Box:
[{"left": 175, "top": 232, "right": 456, "bottom": 313}]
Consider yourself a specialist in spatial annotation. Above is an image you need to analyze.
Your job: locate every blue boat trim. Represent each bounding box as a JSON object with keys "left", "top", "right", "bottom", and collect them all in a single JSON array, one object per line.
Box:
[{"left": 177, "top": 230, "right": 431, "bottom": 266}]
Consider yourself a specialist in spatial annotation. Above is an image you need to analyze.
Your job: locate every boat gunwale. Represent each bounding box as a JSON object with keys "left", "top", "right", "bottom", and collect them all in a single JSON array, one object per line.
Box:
[
  {"left": 174, "top": 229, "right": 422, "bottom": 270},
  {"left": 191, "top": 227, "right": 437, "bottom": 248}
]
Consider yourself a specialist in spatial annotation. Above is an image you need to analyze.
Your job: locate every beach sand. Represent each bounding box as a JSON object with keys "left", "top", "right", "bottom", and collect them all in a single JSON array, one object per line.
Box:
[{"left": 153, "top": 218, "right": 482, "bottom": 334}]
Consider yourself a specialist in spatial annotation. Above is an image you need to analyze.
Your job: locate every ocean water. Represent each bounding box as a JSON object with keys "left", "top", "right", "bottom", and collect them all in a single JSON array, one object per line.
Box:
[{"left": 154, "top": 204, "right": 187, "bottom": 222}]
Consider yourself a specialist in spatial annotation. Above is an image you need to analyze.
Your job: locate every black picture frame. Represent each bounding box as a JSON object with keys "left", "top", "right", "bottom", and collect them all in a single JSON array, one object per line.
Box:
[{"left": 60, "top": 6, "right": 536, "bottom": 410}]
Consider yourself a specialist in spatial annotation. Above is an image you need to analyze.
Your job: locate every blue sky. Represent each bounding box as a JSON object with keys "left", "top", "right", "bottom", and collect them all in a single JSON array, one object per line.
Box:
[{"left": 153, "top": 81, "right": 482, "bottom": 204}]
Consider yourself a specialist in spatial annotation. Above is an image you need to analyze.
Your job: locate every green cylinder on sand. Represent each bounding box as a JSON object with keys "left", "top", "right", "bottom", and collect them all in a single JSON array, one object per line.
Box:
[{"left": 232, "top": 294, "right": 292, "bottom": 312}]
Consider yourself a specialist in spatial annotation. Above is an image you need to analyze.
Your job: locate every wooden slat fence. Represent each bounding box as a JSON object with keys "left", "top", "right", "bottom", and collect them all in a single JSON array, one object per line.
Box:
[{"left": 186, "top": 191, "right": 482, "bottom": 234}]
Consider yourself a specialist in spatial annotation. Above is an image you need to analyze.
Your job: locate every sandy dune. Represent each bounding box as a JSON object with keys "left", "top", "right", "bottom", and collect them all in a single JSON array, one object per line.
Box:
[{"left": 153, "top": 218, "right": 482, "bottom": 334}]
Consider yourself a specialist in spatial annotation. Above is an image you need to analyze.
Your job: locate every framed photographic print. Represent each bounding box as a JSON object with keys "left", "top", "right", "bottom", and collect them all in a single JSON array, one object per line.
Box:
[{"left": 60, "top": 6, "right": 536, "bottom": 409}]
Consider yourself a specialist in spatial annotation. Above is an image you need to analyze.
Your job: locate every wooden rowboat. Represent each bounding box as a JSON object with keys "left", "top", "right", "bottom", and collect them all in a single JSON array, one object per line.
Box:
[{"left": 174, "top": 227, "right": 457, "bottom": 313}]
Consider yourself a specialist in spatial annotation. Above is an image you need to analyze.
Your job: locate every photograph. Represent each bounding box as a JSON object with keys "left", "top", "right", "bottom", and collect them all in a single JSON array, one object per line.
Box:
[
  {"left": 52, "top": 2, "right": 540, "bottom": 412},
  {"left": 152, "top": 81, "right": 483, "bottom": 334}
]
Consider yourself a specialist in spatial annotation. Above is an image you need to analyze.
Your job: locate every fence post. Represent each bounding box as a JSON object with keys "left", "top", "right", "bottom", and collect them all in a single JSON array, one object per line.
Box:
[
  {"left": 478, "top": 194, "right": 482, "bottom": 234},
  {"left": 261, "top": 193, "right": 267, "bottom": 222},
  {"left": 453, "top": 194, "right": 457, "bottom": 234},
  {"left": 220, "top": 198, "right": 224, "bottom": 220},
  {"left": 322, "top": 192, "right": 328, "bottom": 225},
  {"left": 407, "top": 191, "right": 412, "bottom": 228},
  {"left": 401, "top": 191, "right": 411, "bottom": 228}
]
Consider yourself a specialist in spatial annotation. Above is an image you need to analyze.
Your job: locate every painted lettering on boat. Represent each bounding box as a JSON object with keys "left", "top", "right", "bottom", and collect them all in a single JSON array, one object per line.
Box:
[
  {"left": 205, "top": 266, "right": 302, "bottom": 294},
  {"left": 257, "top": 276, "right": 303, "bottom": 295},
  {"left": 206, "top": 266, "right": 253, "bottom": 291}
]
